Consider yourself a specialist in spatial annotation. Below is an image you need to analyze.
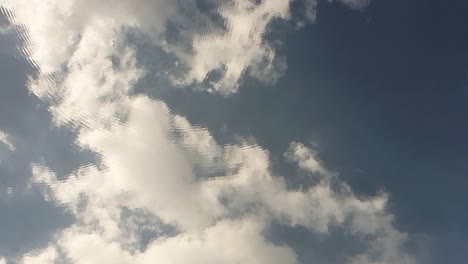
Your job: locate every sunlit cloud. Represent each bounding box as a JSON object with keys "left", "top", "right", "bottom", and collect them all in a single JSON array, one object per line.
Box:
[{"left": 0, "top": 0, "right": 419, "bottom": 263}]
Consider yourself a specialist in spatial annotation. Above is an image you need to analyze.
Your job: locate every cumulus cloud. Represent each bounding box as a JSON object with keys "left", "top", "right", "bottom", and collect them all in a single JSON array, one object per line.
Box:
[
  {"left": 27, "top": 131, "right": 416, "bottom": 264},
  {"left": 1, "top": 0, "right": 176, "bottom": 73},
  {"left": 1, "top": 0, "right": 413, "bottom": 263},
  {"left": 23, "top": 39, "right": 414, "bottom": 260},
  {"left": 182, "top": 0, "right": 290, "bottom": 93},
  {"left": 3, "top": 0, "right": 372, "bottom": 95},
  {"left": 2, "top": 0, "right": 291, "bottom": 94}
]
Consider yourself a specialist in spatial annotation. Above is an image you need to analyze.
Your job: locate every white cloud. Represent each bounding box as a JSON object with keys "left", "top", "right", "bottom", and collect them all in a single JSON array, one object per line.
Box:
[
  {"left": 2, "top": 0, "right": 294, "bottom": 94},
  {"left": 28, "top": 98, "right": 416, "bottom": 264},
  {"left": 22, "top": 35, "right": 413, "bottom": 260},
  {"left": 3, "top": 0, "right": 372, "bottom": 96},
  {"left": 286, "top": 141, "right": 332, "bottom": 178},
  {"left": 1, "top": 0, "right": 176, "bottom": 73},
  {"left": 22, "top": 218, "right": 297, "bottom": 264},
  {"left": 0, "top": 130, "right": 15, "bottom": 151},
  {"left": 28, "top": 133, "right": 416, "bottom": 264},
  {"left": 20, "top": 245, "right": 58, "bottom": 264},
  {"left": 3, "top": 0, "right": 412, "bottom": 263},
  {"left": 181, "top": 0, "right": 291, "bottom": 93},
  {"left": 136, "top": 217, "right": 297, "bottom": 264}
]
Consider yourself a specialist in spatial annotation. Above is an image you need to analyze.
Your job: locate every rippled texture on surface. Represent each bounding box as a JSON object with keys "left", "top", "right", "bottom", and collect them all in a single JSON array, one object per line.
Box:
[{"left": 2, "top": 0, "right": 468, "bottom": 263}]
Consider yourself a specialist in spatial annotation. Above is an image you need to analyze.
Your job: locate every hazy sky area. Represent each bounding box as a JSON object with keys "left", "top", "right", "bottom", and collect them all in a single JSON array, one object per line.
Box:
[{"left": 0, "top": 0, "right": 467, "bottom": 263}]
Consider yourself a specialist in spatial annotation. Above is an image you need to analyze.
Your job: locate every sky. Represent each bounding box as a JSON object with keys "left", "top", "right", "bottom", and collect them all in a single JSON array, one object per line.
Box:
[{"left": 0, "top": 0, "right": 467, "bottom": 263}]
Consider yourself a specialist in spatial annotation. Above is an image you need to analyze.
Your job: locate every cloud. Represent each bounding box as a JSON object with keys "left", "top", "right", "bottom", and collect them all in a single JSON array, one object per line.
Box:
[
  {"left": 135, "top": 217, "right": 297, "bottom": 264},
  {"left": 1, "top": 0, "right": 413, "bottom": 263},
  {"left": 17, "top": 24, "right": 413, "bottom": 260},
  {"left": 285, "top": 141, "right": 332, "bottom": 178},
  {"left": 3, "top": 0, "right": 372, "bottom": 96},
  {"left": 21, "top": 245, "right": 58, "bottom": 264},
  {"left": 181, "top": 0, "right": 291, "bottom": 93},
  {"left": 2, "top": 0, "right": 292, "bottom": 94},
  {"left": 27, "top": 131, "right": 416, "bottom": 264},
  {"left": 1, "top": 0, "right": 176, "bottom": 73},
  {"left": 24, "top": 54, "right": 416, "bottom": 261},
  {"left": 3, "top": 0, "right": 373, "bottom": 96},
  {"left": 0, "top": 130, "right": 14, "bottom": 151}
]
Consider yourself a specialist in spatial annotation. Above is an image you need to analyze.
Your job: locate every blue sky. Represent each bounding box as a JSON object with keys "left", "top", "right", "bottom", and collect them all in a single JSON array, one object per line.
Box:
[{"left": 0, "top": 0, "right": 467, "bottom": 263}]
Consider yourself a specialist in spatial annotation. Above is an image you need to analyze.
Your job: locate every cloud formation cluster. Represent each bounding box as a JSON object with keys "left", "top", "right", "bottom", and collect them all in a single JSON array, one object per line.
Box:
[
  {"left": 27, "top": 119, "right": 415, "bottom": 264},
  {"left": 3, "top": 0, "right": 299, "bottom": 94},
  {"left": 0, "top": 0, "right": 417, "bottom": 263}
]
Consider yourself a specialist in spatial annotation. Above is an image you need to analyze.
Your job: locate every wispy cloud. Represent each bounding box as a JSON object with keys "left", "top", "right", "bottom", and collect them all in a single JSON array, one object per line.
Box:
[
  {"left": 335, "top": 0, "right": 371, "bottom": 11},
  {"left": 0, "top": 130, "right": 15, "bottom": 151}
]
